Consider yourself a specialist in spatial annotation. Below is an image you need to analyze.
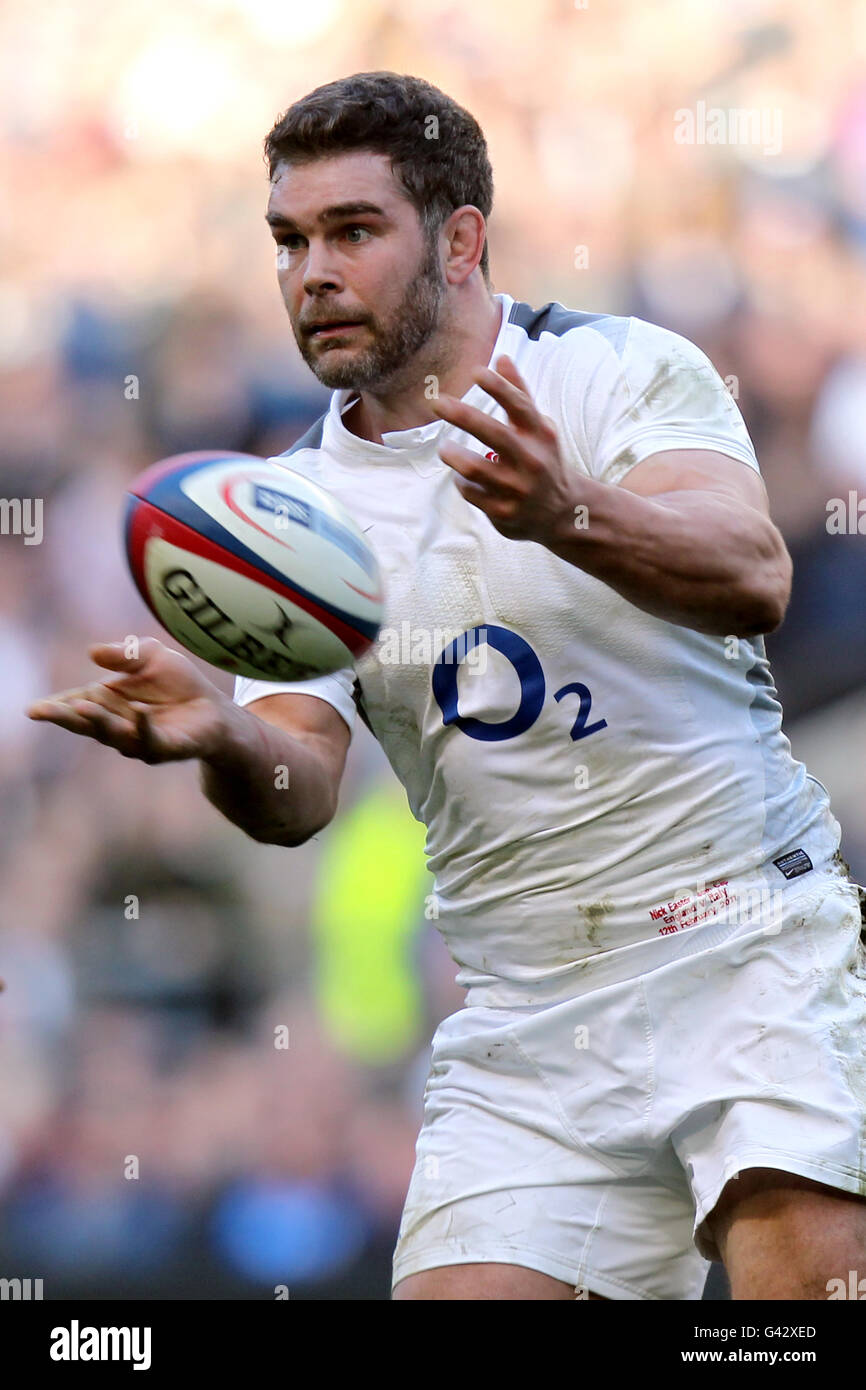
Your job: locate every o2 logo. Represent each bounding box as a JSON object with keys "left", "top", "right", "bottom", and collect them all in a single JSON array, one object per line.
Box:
[{"left": 432, "top": 624, "right": 607, "bottom": 744}]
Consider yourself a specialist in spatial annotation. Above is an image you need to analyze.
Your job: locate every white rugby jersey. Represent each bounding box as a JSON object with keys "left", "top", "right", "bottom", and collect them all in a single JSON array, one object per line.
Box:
[{"left": 234, "top": 293, "right": 841, "bottom": 1006}]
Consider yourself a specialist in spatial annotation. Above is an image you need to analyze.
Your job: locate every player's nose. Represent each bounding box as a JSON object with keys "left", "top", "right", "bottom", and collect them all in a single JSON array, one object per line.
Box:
[{"left": 302, "top": 241, "right": 344, "bottom": 297}]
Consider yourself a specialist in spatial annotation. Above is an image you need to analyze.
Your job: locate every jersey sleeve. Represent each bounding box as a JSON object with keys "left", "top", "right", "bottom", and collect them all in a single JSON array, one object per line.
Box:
[
  {"left": 233, "top": 668, "right": 357, "bottom": 734},
  {"left": 568, "top": 317, "right": 761, "bottom": 488}
]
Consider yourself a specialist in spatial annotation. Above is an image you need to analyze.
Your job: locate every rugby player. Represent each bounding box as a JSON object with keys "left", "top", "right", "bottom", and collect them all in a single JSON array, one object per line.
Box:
[{"left": 28, "top": 72, "right": 866, "bottom": 1301}]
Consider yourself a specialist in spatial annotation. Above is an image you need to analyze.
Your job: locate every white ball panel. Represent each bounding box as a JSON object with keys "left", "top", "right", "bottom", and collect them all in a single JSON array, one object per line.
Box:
[{"left": 143, "top": 536, "right": 355, "bottom": 681}]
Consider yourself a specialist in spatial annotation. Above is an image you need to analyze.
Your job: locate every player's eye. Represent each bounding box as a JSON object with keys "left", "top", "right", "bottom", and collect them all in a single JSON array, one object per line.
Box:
[
  {"left": 343, "top": 225, "right": 371, "bottom": 244},
  {"left": 275, "top": 233, "right": 305, "bottom": 251}
]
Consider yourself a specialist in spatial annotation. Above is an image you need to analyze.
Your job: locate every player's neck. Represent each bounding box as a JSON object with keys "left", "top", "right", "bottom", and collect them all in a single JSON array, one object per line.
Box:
[{"left": 342, "top": 287, "right": 502, "bottom": 444}]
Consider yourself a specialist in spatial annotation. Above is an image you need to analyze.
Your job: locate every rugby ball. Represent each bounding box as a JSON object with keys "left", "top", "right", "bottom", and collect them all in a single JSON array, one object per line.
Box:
[{"left": 123, "top": 450, "right": 383, "bottom": 681}]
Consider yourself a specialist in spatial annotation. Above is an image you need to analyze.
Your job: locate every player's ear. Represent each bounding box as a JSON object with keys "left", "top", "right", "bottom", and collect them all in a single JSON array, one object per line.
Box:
[{"left": 442, "top": 205, "right": 486, "bottom": 285}]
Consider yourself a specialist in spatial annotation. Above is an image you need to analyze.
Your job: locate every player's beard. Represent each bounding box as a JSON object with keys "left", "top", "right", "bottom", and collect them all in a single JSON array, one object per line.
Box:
[{"left": 296, "top": 233, "right": 448, "bottom": 392}]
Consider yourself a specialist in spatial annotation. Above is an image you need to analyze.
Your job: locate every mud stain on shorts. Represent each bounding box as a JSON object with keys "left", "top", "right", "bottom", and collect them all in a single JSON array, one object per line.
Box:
[{"left": 828, "top": 849, "right": 866, "bottom": 943}]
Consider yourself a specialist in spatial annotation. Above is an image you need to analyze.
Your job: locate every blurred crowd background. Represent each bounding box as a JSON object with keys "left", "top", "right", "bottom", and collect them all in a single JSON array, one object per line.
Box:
[{"left": 1, "top": 0, "right": 866, "bottom": 1299}]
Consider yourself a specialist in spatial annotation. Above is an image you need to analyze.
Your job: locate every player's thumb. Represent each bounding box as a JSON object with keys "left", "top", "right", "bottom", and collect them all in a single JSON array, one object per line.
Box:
[{"left": 89, "top": 638, "right": 155, "bottom": 673}]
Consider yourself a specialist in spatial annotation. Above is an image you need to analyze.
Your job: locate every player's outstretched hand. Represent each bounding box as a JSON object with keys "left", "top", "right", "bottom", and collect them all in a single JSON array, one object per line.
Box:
[{"left": 25, "top": 637, "right": 231, "bottom": 764}]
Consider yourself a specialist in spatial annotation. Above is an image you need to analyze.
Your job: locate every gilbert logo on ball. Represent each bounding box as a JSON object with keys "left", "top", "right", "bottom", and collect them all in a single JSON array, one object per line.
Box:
[{"left": 124, "top": 451, "right": 383, "bottom": 680}]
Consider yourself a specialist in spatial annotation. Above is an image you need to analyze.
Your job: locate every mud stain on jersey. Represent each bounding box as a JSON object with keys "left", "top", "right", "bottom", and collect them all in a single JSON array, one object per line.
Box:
[
  {"left": 382, "top": 703, "right": 421, "bottom": 739},
  {"left": 578, "top": 897, "right": 615, "bottom": 946},
  {"left": 626, "top": 360, "right": 675, "bottom": 421},
  {"left": 610, "top": 446, "right": 638, "bottom": 476}
]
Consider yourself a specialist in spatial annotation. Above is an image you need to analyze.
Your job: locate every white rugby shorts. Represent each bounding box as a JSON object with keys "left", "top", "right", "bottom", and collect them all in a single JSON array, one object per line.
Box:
[{"left": 392, "top": 872, "right": 866, "bottom": 1300}]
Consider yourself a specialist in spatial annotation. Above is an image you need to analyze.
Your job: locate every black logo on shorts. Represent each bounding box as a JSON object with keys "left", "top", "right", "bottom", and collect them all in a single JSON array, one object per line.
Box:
[{"left": 772, "top": 848, "right": 814, "bottom": 880}]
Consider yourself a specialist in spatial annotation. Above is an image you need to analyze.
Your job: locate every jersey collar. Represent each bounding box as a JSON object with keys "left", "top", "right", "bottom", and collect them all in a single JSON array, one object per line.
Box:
[{"left": 324, "top": 292, "right": 515, "bottom": 475}]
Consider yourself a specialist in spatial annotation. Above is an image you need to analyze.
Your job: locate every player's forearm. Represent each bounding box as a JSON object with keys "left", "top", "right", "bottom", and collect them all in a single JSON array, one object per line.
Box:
[
  {"left": 545, "top": 477, "right": 792, "bottom": 636},
  {"left": 199, "top": 698, "right": 336, "bottom": 847}
]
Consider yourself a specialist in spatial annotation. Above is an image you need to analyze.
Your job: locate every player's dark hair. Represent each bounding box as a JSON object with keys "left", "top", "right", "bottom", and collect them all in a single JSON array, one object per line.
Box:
[{"left": 264, "top": 71, "right": 494, "bottom": 282}]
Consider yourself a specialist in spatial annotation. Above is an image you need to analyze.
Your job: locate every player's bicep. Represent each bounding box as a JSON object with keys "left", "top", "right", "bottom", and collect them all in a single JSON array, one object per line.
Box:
[{"left": 615, "top": 447, "right": 772, "bottom": 516}]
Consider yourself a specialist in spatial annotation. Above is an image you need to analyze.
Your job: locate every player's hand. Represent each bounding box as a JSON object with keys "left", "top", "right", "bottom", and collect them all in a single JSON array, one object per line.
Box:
[
  {"left": 26, "top": 637, "right": 231, "bottom": 764},
  {"left": 431, "top": 354, "right": 583, "bottom": 543}
]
